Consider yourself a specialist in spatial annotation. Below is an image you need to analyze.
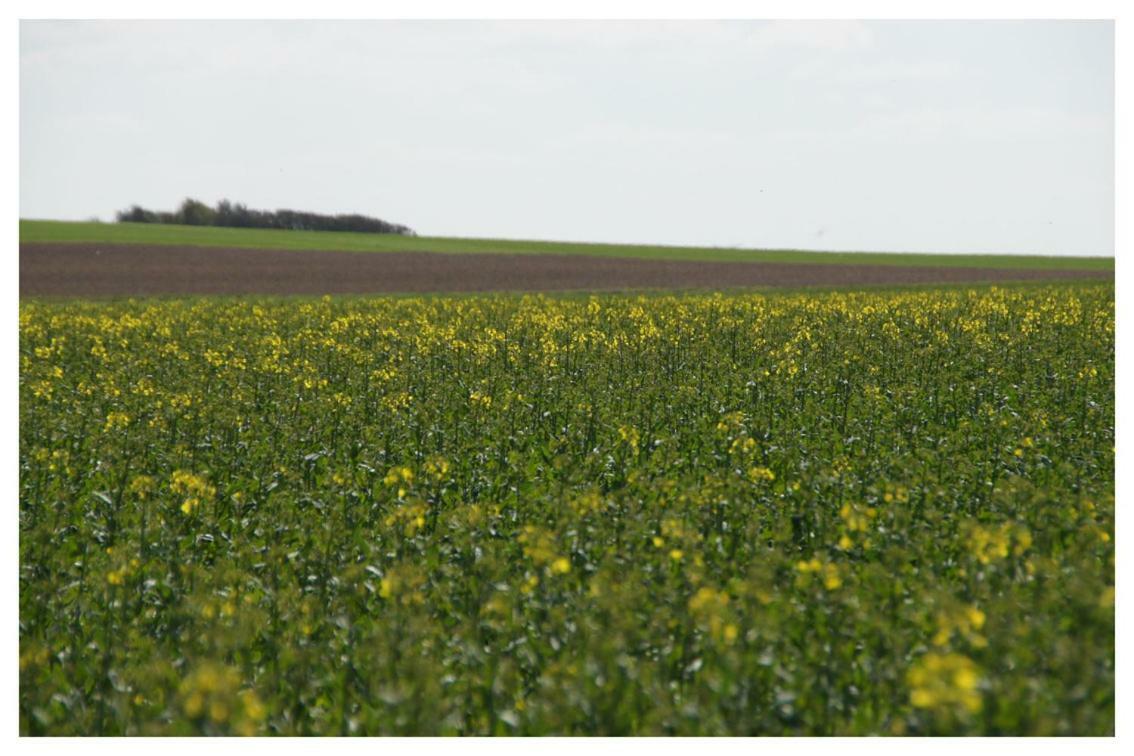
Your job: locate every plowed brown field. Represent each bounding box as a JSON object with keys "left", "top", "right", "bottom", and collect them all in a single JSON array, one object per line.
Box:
[{"left": 19, "top": 242, "right": 1112, "bottom": 297}]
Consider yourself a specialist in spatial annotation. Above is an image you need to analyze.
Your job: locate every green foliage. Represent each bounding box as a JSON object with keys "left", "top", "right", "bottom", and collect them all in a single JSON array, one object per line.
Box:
[
  {"left": 113, "top": 198, "right": 414, "bottom": 236},
  {"left": 19, "top": 284, "right": 1114, "bottom": 735},
  {"left": 19, "top": 219, "right": 1116, "bottom": 270}
]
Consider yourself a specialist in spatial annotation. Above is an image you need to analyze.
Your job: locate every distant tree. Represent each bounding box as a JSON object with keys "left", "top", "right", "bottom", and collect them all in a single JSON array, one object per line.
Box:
[
  {"left": 176, "top": 198, "right": 216, "bottom": 226},
  {"left": 117, "top": 206, "right": 140, "bottom": 223}
]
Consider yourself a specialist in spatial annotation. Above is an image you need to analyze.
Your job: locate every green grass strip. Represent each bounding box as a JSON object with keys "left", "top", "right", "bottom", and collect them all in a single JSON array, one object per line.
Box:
[{"left": 20, "top": 219, "right": 1114, "bottom": 271}]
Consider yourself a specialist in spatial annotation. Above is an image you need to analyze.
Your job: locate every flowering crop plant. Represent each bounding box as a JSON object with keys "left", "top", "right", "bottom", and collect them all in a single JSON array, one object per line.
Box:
[{"left": 19, "top": 283, "right": 1113, "bottom": 735}]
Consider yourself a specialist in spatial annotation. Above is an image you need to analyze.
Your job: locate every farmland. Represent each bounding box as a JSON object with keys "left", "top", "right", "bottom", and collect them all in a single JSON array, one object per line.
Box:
[
  {"left": 19, "top": 242, "right": 1113, "bottom": 298},
  {"left": 20, "top": 220, "right": 1113, "bottom": 298},
  {"left": 20, "top": 219, "right": 1117, "bottom": 269},
  {"left": 18, "top": 283, "right": 1114, "bottom": 735}
]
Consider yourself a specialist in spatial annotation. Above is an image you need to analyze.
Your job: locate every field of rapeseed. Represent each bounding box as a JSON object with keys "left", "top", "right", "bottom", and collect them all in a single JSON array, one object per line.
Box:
[{"left": 19, "top": 284, "right": 1113, "bottom": 735}]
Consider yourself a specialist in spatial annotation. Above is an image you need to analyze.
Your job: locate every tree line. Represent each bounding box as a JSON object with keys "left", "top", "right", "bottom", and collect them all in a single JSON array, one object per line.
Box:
[{"left": 116, "top": 198, "right": 415, "bottom": 236}]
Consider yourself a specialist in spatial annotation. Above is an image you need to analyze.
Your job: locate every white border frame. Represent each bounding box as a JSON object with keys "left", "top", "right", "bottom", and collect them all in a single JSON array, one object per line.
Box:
[{"left": 7, "top": 3, "right": 1125, "bottom": 752}]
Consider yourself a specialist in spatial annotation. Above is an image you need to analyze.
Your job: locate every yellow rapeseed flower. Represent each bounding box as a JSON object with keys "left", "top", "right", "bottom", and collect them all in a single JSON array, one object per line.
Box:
[{"left": 907, "top": 653, "right": 983, "bottom": 715}]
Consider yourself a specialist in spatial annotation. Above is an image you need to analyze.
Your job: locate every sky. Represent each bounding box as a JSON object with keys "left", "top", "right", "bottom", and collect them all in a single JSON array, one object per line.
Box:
[{"left": 19, "top": 20, "right": 1114, "bottom": 255}]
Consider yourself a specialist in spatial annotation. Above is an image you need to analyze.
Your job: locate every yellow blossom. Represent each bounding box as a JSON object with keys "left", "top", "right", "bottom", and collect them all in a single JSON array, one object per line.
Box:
[{"left": 907, "top": 653, "right": 983, "bottom": 715}]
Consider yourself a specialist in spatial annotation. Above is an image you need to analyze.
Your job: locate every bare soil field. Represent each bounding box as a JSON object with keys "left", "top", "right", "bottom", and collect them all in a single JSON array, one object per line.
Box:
[{"left": 19, "top": 242, "right": 1113, "bottom": 297}]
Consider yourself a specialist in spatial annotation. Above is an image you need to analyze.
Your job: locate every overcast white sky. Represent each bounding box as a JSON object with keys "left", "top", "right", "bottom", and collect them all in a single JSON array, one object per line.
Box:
[{"left": 20, "top": 20, "right": 1114, "bottom": 255}]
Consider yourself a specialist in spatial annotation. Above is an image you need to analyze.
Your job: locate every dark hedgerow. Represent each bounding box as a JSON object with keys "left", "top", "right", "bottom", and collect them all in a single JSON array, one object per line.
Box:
[{"left": 115, "top": 198, "right": 415, "bottom": 236}]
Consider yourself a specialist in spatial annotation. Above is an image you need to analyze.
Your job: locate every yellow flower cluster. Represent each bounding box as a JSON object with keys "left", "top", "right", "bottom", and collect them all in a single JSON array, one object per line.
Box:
[
  {"left": 378, "top": 563, "right": 427, "bottom": 606},
  {"left": 383, "top": 465, "right": 414, "bottom": 498},
  {"left": 688, "top": 586, "right": 739, "bottom": 644},
  {"left": 932, "top": 605, "right": 987, "bottom": 649},
  {"left": 170, "top": 470, "right": 215, "bottom": 515},
  {"left": 747, "top": 466, "right": 776, "bottom": 483},
  {"left": 385, "top": 501, "right": 428, "bottom": 537},
  {"left": 518, "top": 526, "right": 570, "bottom": 575},
  {"left": 617, "top": 425, "right": 640, "bottom": 455},
  {"left": 795, "top": 558, "right": 842, "bottom": 590},
  {"left": 907, "top": 653, "right": 983, "bottom": 715},
  {"left": 127, "top": 474, "right": 156, "bottom": 499},
  {"left": 422, "top": 456, "right": 450, "bottom": 482},
  {"left": 837, "top": 502, "right": 878, "bottom": 550},
  {"left": 104, "top": 544, "right": 140, "bottom": 586},
  {"left": 967, "top": 522, "right": 1032, "bottom": 565},
  {"left": 178, "top": 662, "right": 266, "bottom": 735},
  {"left": 569, "top": 490, "right": 606, "bottom": 517}
]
